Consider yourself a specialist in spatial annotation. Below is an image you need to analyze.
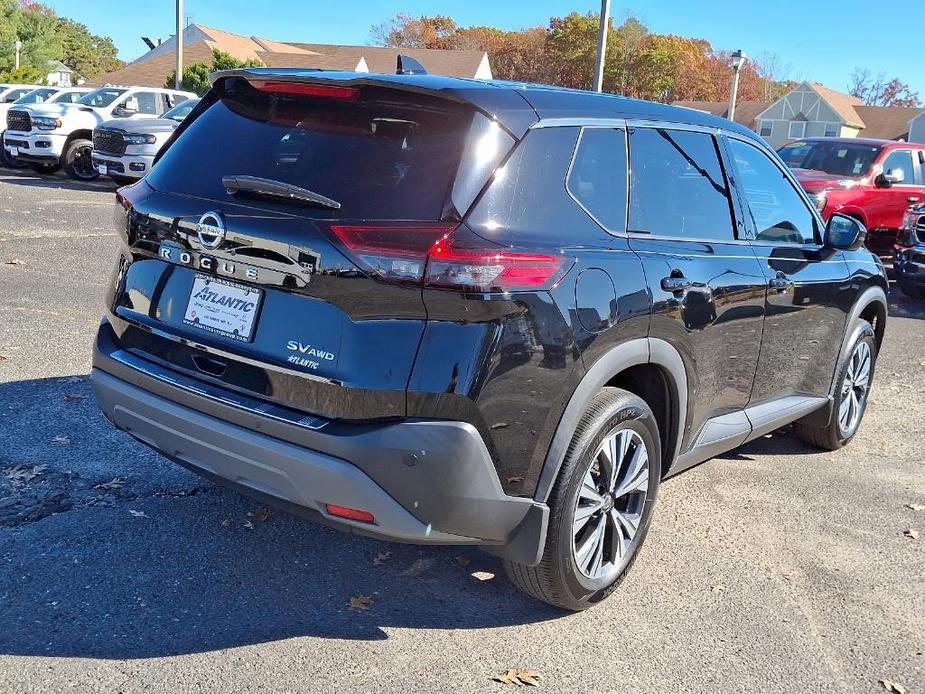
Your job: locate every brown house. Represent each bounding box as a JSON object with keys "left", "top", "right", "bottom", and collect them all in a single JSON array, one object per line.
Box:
[{"left": 88, "top": 24, "right": 492, "bottom": 88}]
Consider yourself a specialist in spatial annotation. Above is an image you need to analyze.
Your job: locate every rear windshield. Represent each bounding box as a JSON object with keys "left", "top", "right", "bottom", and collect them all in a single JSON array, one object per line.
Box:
[{"left": 147, "top": 79, "right": 476, "bottom": 220}]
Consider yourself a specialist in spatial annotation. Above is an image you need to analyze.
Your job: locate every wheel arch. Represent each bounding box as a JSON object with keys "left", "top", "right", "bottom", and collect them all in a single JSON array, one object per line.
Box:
[{"left": 533, "top": 338, "right": 688, "bottom": 503}]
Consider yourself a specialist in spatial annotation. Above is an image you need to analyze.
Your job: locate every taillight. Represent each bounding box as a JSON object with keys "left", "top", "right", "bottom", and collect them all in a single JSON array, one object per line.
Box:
[
  {"left": 250, "top": 81, "right": 359, "bottom": 100},
  {"left": 329, "top": 223, "right": 571, "bottom": 292}
]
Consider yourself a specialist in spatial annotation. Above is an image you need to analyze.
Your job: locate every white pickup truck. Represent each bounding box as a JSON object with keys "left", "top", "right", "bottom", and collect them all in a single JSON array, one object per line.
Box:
[
  {"left": 0, "top": 86, "right": 92, "bottom": 167},
  {"left": 92, "top": 98, "right": 199, "bottom": 182},
  {"left": 3, "top": 85, "right": 195, "bottom": 180}
]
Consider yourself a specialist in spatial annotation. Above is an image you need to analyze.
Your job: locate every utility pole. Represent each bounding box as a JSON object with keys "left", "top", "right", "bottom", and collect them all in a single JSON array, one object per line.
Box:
[
  {"left": 592, "top": 0, "right": 611, "bottom": 93},
  {"left": 175, "top": 0, "right": 184, "bottom": 90},
  {"left": 14, "top": 39, "right": 22, "bottom": 70}
]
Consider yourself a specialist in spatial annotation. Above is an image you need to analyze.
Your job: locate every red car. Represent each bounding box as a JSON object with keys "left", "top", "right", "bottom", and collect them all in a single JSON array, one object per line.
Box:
[{"left": 778, "top": 138, "right": 925, "bottom": 252}]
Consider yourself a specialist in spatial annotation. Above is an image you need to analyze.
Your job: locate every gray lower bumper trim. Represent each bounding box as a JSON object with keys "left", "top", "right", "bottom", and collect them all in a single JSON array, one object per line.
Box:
[{"left": 92, "top": 368, "right": 475, "bottom": 545}]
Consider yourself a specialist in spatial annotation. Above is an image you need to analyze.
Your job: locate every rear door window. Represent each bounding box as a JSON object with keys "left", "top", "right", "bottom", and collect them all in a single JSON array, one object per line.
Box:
[
  {"left": 628, "top": 128, "right": 736, "bottom": 241},
  {"left": 148, "top": 79, "right": 476, "bottom": 220}
]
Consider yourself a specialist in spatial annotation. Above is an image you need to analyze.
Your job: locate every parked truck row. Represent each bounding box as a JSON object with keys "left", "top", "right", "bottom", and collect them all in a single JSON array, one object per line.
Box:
[{"left": 1, "top": 83, "right": 197, "bottom": 183}]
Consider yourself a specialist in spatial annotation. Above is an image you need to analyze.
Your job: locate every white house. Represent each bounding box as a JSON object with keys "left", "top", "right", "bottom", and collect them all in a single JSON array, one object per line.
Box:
[
  {"left": 910, "top": 111, "right": 925, "bottom": 144},
  {"left": 46, "top": 60, "right": 75, "bottom": 87}
]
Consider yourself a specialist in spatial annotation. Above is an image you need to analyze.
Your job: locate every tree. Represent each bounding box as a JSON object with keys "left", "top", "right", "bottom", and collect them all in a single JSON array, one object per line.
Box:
[
  {"left": 849, "top": 68, "right": 921, "bottom": 107},
  {"left": 57, "top": 17, "right": 121, "bottom": 78},
  {"left": 164, "top": 49, "right": 263, "bottom": 96},
  {"left": 370, "top": 14, "right": 458, "bottom": 49},
  {"left": 0, "top": 64, "right": 44, "bottom": 83}
]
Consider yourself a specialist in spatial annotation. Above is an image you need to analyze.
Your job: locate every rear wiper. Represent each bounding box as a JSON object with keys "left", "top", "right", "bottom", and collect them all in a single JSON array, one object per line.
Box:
[{"left": 222, "top": 175, "right": 341, "bottom": 210}]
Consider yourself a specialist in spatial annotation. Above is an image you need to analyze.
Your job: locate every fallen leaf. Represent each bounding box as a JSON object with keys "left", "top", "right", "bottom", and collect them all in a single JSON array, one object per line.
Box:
[
  {"left": 454, "top": 555, "right": 471, "bottom": 567},
  {"left": 94, "top": 477, "right": 125, "bottom": 491},
  {"left": 0, "top": 354, "right": 7, "bottom": 362},
  {"left": 471, "top": 571, "right": 495, "bottom": 582},
  {"left": 710, "top": 584, "right": 727, "bottom": 593},
  {"left": 4, "top": 464, "right": 47, "bottom": 482},
  {"left": 493, "top": 669, "right": 543, "bottom": 686},
  {"left": 373, "top": 550, "right": 392, "bottom": 566},
  {"left": 490, "top": 422, "right": 509, "bottom": 429},
  {"left": 243, "top": 520, "right": 255, "bottom": 530},
  {"left": 128, "top": 510, "right": 147, "bottom": 518},
  {"left": 62, "top": 376, "right": 83, "bottom": 384},
  {"left": 221, "top": 519, "right": 231, "bottom": 528},
  {"left": 880, "top": 679, "right": 907, "bottom": 694},
  {"left": 903, "top": 528, "right": 920, "bottom": 540},
  {"left": 50, "top": 435, "right": 70, "bottom": 445},
  {"left": 247, "top": 508, "right": 272, "bottom": 522},
  {"left": 348, "top": 595, "right": 373, "bottom": 610},
  {"left": 64, "top": 394, "right": 85, "bottom": 402},
  {"left": 401, "top": 557, "right": 436, "bottom": 577},
  {"left": 4, "top": 259, "right": 24, "bottom": 266},
  {"left": 905, "top": 503, "right": 925, "bottom": 512}
]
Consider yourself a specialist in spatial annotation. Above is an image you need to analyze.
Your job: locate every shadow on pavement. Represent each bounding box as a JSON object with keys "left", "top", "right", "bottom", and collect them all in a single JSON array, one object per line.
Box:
[{"left": 0, "top": 376, "right": 562, "bottom": 659}]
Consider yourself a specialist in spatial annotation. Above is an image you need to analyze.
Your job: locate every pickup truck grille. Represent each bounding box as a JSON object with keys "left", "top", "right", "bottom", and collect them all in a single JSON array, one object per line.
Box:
[
  {"left": 93, "top": 128, "right": 126, "bottom": 156},
  {"left": 916, "top": 215, "right": 925, "bottom": 242},
  {"left": 6, "top": 110, "right": 31, "bottom": 133}
]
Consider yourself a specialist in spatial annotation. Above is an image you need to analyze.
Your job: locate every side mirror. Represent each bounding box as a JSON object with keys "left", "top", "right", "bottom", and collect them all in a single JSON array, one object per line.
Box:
[
  {"left": 114, "top": 103, "right": 138, "bottom": 118},
  {"left": 876, "top": 168, "right": 905, "bottom": 187},
  {"left": 825, "top": 213, "right": 867, "bottom": 251}
]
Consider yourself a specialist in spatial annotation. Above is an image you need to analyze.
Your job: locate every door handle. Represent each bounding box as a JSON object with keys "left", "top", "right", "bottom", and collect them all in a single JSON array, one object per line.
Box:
[
  {"left": 661, "top": 275, "right": 693, "bottom": 293},
  {"left": 768, "top": 273, "right": 791, "bottom": 292},
  {"left": 908, "top": 196, "right": 921, "bottom": 205}
]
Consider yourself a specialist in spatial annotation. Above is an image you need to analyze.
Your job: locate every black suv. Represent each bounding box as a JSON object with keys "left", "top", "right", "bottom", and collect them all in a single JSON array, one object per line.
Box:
[
  {"left": 91, "top": 69, "right": 888, "bottom": 611},
  {"left": 894, "top": 203, "right": 925, "bottom": 299}
]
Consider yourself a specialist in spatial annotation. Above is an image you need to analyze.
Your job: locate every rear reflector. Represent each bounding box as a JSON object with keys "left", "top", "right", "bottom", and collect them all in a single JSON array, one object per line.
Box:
[
  {"left": 325, "top": 504, "right": 376, "bottom": 523},
  {"left": 250, "top": 81, "right": 360, "bottom": 100},
  {"left": 329, "top": 223, "right": 570, "bottom": 292}
]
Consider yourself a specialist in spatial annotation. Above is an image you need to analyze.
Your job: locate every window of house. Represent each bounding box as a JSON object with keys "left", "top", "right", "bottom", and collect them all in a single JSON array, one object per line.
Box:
[
  {"left": 824, "top": 123, "right": 839, "bottom": 138},
  {"left": 788, "top": 121, "right": 806, "bottom": 139},
  {"left": 759, "top": 121, "right": 773, "bottom": 137},
  {"left": 628, "top": 128, "right": 735, "bottom": 241},
  {"left": 728, "top": 137, "right": 817, "bottom": 245}
]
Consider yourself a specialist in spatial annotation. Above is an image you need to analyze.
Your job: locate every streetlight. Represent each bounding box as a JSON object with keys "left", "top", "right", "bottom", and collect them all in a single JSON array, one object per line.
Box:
[
  {"left": 727, "top": 49, "right": 747, "bottom": 121},
  {"left": 592, "top": 0, "right": 611, "bottom": 93},
  {"left": 14, "top": 39, "right": 22, "bottom": 70},
  {"left": 175, "top": 0, "right": 183, "bottom": 90}
]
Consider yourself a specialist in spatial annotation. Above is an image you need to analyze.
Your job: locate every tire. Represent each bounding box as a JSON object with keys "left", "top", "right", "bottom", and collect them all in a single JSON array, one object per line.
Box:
[
  {"left": 503, "top": 387, "right": 661, "bottom": 611},
  {"left": 793, "top": 322, "right": 877, "bottom": 451},
  {"left": 62, "top": 138, "right": 98, "bottom": 180},
  {"left": 29, "top": 162, "right": 61, "bottom": 174},
  {"left": 899, "top": 282, "right": 925, "bottom": 300}
]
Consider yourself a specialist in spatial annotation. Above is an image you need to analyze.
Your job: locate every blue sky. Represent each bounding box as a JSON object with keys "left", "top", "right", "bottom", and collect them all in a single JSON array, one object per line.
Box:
[{"left": 46, "top": 0, "right": 925, "bottom": 97}]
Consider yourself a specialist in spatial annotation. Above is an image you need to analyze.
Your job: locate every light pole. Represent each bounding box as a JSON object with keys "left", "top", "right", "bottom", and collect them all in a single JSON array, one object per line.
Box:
[
  {"left": 592, "top": 0, "right": 611, "bottom": 93},
  {"left": 175, "top": 0, "right": 184, "bottom": 90},
  {"left": 14, "top": 39, "right": 22, "bottom": 70},
  {"left": 727, "top": 49, "right": 747, "bottom": 121}
]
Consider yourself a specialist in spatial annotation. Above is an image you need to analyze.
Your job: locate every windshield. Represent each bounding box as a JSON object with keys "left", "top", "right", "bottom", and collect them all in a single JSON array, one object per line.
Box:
[
  {"left": 163, "top": 99, "right": 197, "bottom": 122},
  {"left": 78, "top": 88, "right": 127, "bottom": 108},
  {"left": 148, "top": 79, "right": 474, "bottom": 220},
  {"left": 14, "top": 88, "right": 57, "bottom": 105},
  {"left": 778, "top": 140, "right": 882, "bottom": 177},
  {"left": 1, "top": 88, "right": 33, "bottom": 103}
]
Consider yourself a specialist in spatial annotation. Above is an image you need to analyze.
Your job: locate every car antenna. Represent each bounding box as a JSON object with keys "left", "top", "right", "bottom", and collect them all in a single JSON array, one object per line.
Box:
[{"left": 396, "top": 55, "right": 427, "bottom": 76}]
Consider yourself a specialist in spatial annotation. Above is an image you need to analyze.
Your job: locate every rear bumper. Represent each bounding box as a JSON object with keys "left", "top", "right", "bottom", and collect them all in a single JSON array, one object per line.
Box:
[{"left": 91, "top": 320, "right": 547, "bottom": 561}]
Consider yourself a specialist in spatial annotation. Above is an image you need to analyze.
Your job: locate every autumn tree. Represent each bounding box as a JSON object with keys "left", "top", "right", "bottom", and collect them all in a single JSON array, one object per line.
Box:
[
  {"left": 849, "top": 68, "right": 921, "bottom": 107},
  {"left": 164, "top": 49, "right": 263, "bottom": 96}
]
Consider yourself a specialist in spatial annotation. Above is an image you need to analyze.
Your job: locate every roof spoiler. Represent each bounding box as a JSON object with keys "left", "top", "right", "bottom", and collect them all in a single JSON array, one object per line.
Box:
[{"left": 396, "top": 55, "right": 427, "bottom": 76}]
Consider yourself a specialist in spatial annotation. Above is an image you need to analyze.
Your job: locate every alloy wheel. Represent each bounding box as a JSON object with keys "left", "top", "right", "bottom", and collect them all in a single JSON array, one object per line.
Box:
[
  {"left": 838, "top": 340, "right": 871, "bottom": 436},
  {"left": 73, "top": 145, "right": 98, "bottom": 180},
  {"left": 572, "top": 428, "right": 649, "bottom": 581}
]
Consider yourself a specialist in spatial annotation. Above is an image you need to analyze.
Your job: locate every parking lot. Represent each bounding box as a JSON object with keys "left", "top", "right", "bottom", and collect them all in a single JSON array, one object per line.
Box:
[{"left": 0, "top": 167, "right": 922, "bottom": 693}]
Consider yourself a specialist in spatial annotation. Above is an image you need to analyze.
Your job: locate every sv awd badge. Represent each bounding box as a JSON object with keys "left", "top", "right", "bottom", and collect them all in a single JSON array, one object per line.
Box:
[{"left": 285, "top": 340, "right": 336, "bottom": 371}]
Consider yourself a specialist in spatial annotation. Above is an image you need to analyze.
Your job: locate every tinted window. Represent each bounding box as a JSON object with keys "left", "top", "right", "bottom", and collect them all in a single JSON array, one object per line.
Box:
[
  {"left": 777, "top": 140, "right": 881, "bottom": 177},
  {"left": 56, "top": 91, "right": 85, "bottom": 104},
  {"left": 881, "top": 150, "right": 915, "bottom": 185},
  {"left": 729, "top": 138, "right": 817, "bottom": 245},
  {"left": 628, "top": 128, "right": 734, "bottom": 240},
  {"left": 149, "top": 79, "right": 475, "bottom": 220},
  {"left": 79, "top": 88, "right": 126, "bottom": 107},
  {"left": 2, "top": 89, "right": 31, "bottom": 103},
  {"left": 567, "top": 127, "right": 627, "bottom": 233},
  {"left": 163, "top": 99, "right": 198, "bottom": 122},
  {"left": 121, "top": 92, "right": 161, "bottom": 115},
  {"left": 15, "top": 88, "right": 56, "bottom": 104}
]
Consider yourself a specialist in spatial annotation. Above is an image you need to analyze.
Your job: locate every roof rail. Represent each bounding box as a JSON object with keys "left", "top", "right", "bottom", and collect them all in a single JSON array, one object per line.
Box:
[{"left": 396, "top": 55, "right": 427, "bottom": 76}]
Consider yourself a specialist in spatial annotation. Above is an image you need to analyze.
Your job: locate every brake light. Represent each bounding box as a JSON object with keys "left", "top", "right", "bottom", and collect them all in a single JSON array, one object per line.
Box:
[
  {"left": 250, "top": 81, "right": 359, "bottom": 100},
  {"left": 325, "top": 504, "right": 375, "bottom": 523},
  {"left": 329, "top": 224, "right": 570, "bottom": 292}
]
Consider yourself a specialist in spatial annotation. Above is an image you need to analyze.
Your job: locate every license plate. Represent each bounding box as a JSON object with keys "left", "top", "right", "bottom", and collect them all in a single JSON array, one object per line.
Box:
[
  {"left": 97, "top": 163, "right": 107, "bottom": 175},
  {"left": 8, "top": 147, "right": 17, "bottom": 157},
  {"left": 183, "top": 275, "right": 262, "bottom": 342}
]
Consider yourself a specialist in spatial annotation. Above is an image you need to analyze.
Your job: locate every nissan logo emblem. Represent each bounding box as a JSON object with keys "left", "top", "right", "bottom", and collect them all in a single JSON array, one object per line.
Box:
[{"left": 196, "top": 211, "right": 226, "bottom": 249}]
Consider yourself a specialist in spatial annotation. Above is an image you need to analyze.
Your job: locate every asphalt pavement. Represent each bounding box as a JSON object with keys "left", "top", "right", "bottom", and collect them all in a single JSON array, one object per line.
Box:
[{"left": 0, "top": 168, "right": 923, "bottom": 693}]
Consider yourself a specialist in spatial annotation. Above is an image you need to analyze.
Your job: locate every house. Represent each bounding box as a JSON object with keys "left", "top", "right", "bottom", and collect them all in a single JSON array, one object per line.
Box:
[
  {"left": 87, "top": 24, "right": 492, "bottom": 88},
  {"left": 46, "top": 60, "right": 75, "bottom": 87},
  {"left": 676, "top": 81, "right": 924, "bottom": 147},
  {"left": 910, "top": 111, "right": 925, "bottom": 144}
]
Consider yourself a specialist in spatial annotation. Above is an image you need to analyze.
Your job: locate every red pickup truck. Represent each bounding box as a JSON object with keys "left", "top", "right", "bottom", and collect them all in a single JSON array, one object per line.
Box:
[{"left": 778, "top": 138, "right": 925, "bottom": 252}]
